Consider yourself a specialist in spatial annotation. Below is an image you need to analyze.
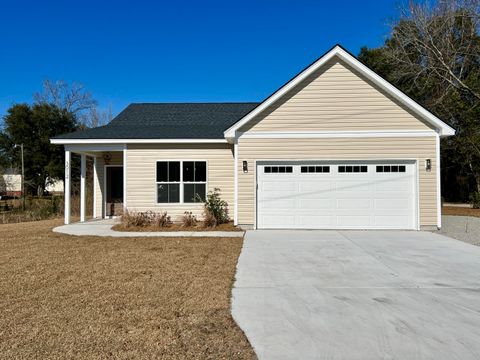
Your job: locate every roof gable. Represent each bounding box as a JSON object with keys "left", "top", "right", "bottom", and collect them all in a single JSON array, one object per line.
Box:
[
  {"left": 237, "top": 59, "right": 435, "bottom": 133},
  {"left": 224, "top": 45, "right": 455, "bottom": 140}
]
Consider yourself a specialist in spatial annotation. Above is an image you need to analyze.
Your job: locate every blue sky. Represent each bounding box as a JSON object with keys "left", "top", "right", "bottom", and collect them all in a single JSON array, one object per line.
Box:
[{"left": 0, "top": 0, "right": 401, "bottom": 120}]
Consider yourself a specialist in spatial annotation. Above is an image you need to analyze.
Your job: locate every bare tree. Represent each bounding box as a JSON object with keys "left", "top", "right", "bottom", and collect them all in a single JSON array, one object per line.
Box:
[
  {"left": 87, "top": 105, "right": 113, "bottom": 128},
  {"left": 34, "top": 80, "right": 111, "bottom": 128},
  {"left": 34, "top": 80, "right": 97, "bottom": 114},
  {"left": 386, "top": 0, "right": 480, "bottom": 102}
]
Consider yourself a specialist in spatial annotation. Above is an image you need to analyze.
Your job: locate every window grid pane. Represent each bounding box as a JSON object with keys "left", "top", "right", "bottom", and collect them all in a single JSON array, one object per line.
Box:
[
  {"left": 184, "top": 183, "right": 206, "bottom": 203},
  {"left": 376, "top": 165, "right": 406, "bottom": 173},
  {"left": 156, "top": 162, "right": 168, "bottom": 182},
  {"left": 156, "top": 161, "right": 206, "bottom": 204},
  {"left": 301, "top": 165, "right": 330, "bottom": 173},
  {"left": 169, "top": 162, "right": 180, "bottom": 182},
  {"left": 339, "top": 165, "right": 367, "bottom": 173},
  {"left": 265, "top": 166, "right": 293, "bottom": 174}
]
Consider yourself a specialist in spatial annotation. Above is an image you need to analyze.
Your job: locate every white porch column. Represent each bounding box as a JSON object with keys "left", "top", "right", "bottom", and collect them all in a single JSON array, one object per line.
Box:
[
  {"left": 64, "top": 150, "right": 71, "bottom": 225},
  {"left": 233, "top": 140, "right": 238, "bottom": 226},
  {"left": 123, "top": 144, "right": 127, "bottom": 213},
  {"left": 93, "top": 156, "right": 97, "bottom": 218},
  {"left": 80, "top": 154, "right": 86, "bottom": 222}
]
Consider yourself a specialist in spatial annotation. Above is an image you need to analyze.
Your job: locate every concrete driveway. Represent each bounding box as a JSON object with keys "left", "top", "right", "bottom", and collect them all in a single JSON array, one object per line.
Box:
[{"left": 232, "top": 230, "right": 480, "bottom": 360}]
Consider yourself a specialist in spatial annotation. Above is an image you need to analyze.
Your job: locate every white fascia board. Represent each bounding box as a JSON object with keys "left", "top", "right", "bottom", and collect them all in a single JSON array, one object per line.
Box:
[
  {"left": 436, "top": 133, "right": 442, "bottom": 229},
  {"left": 224, "top": 45, "right": 456, "bottom": 139},
  {"left": 237, "top": 130, "right": 437, "bottom": 139},
  {"left": 64, "top": 144, "right": 125, "bottom": 152},
  {"left": 51, "top": 138, "right": 227, "bottom": 145}
]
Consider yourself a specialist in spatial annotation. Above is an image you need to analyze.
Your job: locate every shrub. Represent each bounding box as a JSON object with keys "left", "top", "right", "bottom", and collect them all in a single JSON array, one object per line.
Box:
[
  {"left": 203, "top": 209, "right": 217, "bottom": 228},
  {"left": 181, "top": 211, "right": 197, "bottom": 227},
  {"left": 152, "top": 212, "right": 172, "bottom": 228},
  {"left": 122, "top": 211, "right": 152, "bottom": 228},
  {"left": 201, "top": 188, "right": 229, "bottom": 225},
  {"left": 470, "top": 192, "right": 480, "bottom": 209}
]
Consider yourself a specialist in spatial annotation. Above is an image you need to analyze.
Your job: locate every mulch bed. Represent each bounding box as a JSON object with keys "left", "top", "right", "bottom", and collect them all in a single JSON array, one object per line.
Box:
[{"left": 112, "top": 221, "right": 243, "bottom": 232}]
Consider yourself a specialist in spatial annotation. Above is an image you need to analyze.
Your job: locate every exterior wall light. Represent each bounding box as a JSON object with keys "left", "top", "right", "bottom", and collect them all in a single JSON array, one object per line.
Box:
[
  {"left": 243, "top": 161, "right": 248, "bottom": 173},
  {"left": 425, "top": 159, "right": 431, "bottom": 172}
]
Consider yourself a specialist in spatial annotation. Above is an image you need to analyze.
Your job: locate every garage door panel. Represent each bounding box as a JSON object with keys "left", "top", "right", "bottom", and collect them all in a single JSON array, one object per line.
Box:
[
  {"left": 298, "top": 181, "right": 334, "bottom": 192},
  {"left": 261, "top": 215, "right": 296, "bottom": 227},
  {"left": 257, "top": 162, "right": 416, "bottom": 230},
  {"left": 336, "top": 198, "right": 372, "bottom": 209},
  {"left": 262, "top": 181, "right": 296, "bottom": 191},
  {"left": 374, "top": 215, "right": 410, "bottom": 227},
  {"left": 298, "top": 215, "right": 333, "bottom": 227},
  {"left": 374, "top": 198, "right": 410, "bottom": 210},
  {"left": 375, "top": 179, "right": 411, "bottom": 192},
  {"left": 336, "top": 215, "right": 371, "bottom": 227},
  {"left": 298, "top": 199, "right": 334, "bottom": 210},
  {"left": 336, "top": 181, "right": 372, "bottom": 193},
  {"left": 259, "top": 198, "right": 296, "bottom": 209}
]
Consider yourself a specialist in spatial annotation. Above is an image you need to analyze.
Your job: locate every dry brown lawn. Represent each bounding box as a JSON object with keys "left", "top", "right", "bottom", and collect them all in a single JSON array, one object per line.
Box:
[
  {"left": 0, "top": 219, "right": 256, "bottom": 359},
  {"left": 443, "top": 206, "right": 480, "bottom": 218}
]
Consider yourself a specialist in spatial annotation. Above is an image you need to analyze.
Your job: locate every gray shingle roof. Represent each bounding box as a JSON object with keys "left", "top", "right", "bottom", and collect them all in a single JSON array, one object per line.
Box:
[{"left": 54, "top": 103, "right": 259, "bottom": 140}]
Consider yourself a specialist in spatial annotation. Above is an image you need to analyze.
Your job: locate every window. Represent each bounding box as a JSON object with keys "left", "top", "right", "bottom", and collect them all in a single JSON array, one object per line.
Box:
[
  {"left": 264, "top": 166, "right": 293, "bottom": 174},
  {"left": 156, "top": 161, "right": 206, "bottom": 203},
  {"left": 156, "top": 162, "right": 180, "bottom": 203},
  {"left": 301, "top": 166, "right": 330, "bottom": 173},
  {"left": 376, "top": 165, "right": 406, "bottom": 173},
  {"left": 183, "top": 161, "right": 206, "bottom": 203},
  {"left": 338, "top": 165, "right": 368, "bottom": 173}
]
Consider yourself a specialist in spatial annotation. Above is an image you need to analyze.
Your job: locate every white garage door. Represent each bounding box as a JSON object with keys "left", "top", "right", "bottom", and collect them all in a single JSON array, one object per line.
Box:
[{"left": 257, "top": 161, "right": 417, "bottom": 230}]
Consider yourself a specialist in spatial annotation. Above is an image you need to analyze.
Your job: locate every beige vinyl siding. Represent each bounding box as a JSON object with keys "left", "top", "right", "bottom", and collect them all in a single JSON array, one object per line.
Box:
[
  {"left": 126, "top": 143, "right": 234, "bottom": 221},
  {"left": 94, "top": 152, "right": 123, "bottom": 218},
  {"left": 239, "top": 60, "right": 434, "bottom": 133},
  {"left": 237, "top": 137, "right": 437, "bottom": 227}
]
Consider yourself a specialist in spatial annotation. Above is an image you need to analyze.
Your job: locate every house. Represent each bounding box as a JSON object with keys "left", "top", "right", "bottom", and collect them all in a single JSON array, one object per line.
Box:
[
  {"left": 45, "top": 179, "right": 64, "bottom": 194},
  {"left": 51, "top": 45, "right": 455, "bottom": 230},
  {"left": 0, "top": 168, "right": 63, "bottom": 197},
  {"left": 0, "top": 168, "right": 22, "bottom": 197}
]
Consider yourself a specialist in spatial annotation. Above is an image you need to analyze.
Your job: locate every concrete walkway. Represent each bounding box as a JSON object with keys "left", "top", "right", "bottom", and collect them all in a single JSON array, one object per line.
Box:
[
  {"left": 232, "top": 230, "right": 480, "bottom": 360},
  {"left": 53, "top": 219, "right": 244, "bottom": 237}
]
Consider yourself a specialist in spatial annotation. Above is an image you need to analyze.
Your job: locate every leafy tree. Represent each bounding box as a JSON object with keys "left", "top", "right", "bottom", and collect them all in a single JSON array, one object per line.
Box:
[
  {"left": 359, "top": 0, "right": 480, "bottom": 201},
  {"left": 0, "top": 103, "right": 78, "bottom": 195}
]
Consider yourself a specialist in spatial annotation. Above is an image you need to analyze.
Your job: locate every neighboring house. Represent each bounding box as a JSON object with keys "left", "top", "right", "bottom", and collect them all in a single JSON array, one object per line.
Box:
[
  {"left": 0, "top": 168, "right": 21, "bottom": 197},
  {"left": 45, "top": 179, "right": 64, "bottom": 194},
  {"left": 0, "top": 166, "right": 63, "bottom": 197},
  {"left": 51, "top": 45, "right": 455, "bottom": 230}
]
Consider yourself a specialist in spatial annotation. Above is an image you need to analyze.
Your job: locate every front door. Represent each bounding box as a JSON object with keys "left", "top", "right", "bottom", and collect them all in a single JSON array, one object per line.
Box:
[{"left": 106, "top": 167, "right": 123, "bottom": 217}]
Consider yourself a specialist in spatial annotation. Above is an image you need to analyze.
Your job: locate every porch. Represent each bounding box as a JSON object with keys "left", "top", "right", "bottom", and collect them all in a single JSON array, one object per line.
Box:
[{"left": 64, "top": 145, "right": 126, "bottom": 225}]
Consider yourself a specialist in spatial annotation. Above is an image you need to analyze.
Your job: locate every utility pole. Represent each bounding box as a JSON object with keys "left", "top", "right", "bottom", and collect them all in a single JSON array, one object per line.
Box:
[{"left": 14, "top": 144, "right": 25, "bottom": 211}]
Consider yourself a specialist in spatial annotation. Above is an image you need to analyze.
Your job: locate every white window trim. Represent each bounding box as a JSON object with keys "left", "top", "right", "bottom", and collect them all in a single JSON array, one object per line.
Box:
[{"left": 155, "top": 160, "right": 208, "bottom": 205}]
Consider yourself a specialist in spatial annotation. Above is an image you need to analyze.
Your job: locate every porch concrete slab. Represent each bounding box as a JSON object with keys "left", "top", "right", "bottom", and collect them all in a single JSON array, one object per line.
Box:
[
  {"left": 53, "top": 219, "right": 244, "bottom": 237},
  {"left": 232, "top": 230, "right": 480, "bottom": 360}
]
